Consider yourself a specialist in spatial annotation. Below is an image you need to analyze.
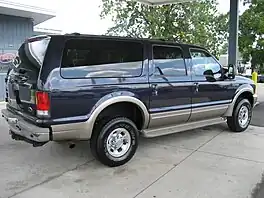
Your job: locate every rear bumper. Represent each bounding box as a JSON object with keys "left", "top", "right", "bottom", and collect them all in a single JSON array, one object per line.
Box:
[
  {"left": 1, "top": 109, "right": 50, "bottom": 145},
  {"left": 1, "top": 108, "right": 90, "bottom": 146}
]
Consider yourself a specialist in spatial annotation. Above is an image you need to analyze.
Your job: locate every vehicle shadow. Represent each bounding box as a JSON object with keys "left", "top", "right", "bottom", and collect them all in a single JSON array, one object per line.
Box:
[{"left": 51, "top": 123, "right": 229, "bottom": 157}]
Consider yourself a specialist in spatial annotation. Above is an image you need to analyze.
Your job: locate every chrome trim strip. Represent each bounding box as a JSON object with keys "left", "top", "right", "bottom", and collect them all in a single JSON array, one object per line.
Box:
[
  {"left": 191, "top": 100, "right": 231, "bottom": 108},
  {"left": 149, "top": 100, "right": 231, "bottom": 113},
  {"left": 151, "top": 108, "right": 190, "bottom": 120},
  {"left": 149, "top": 104, "right": 229, "bottom": 130},
  {"left": 150, "top": 104, "right": 191, "bottom": 113},
  {"left": 143, "top": 117, "right": 225, "bottom": 138},
  {"left": 150, "top": 104, "right": 229, "bottom": 119},
  {"left": 191, "top": 104, "right": 229, "bottom": 114}
]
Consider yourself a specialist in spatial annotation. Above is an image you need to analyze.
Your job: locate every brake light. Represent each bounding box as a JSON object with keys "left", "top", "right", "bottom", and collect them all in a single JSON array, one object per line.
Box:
[{"left": 36, "top": 91, "right": 50, "bottom": 117}]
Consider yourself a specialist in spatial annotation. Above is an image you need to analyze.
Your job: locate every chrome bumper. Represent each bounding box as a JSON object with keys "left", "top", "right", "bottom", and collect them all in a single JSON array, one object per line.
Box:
[{"left": 1, "top": 109, "right": 50, "bottom": 144}]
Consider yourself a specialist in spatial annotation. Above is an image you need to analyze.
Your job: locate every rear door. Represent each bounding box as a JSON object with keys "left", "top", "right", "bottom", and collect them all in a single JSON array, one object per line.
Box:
[
  {"left": 148, "top": 44, "right": 192, "bottom": 129},
  {"left": 6, "top": 36, "right": 51, "bottom": 117}
]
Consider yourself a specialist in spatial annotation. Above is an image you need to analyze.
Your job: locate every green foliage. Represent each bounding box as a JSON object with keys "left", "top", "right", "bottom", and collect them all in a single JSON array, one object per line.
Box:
[
  {"left": 239, "top": 0, "right": 264, "bottom": 73},
  {"left": 100, "top": 0, "right": 228, "bottom": 56}
]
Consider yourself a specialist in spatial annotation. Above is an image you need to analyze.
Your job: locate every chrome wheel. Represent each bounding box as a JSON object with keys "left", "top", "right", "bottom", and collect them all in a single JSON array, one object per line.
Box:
[
  {"left": 106, "top": 128, "right": 131, "bottom": 158},
  {"left": 238, "top": 105, "right": 249, "bottom": 128}
]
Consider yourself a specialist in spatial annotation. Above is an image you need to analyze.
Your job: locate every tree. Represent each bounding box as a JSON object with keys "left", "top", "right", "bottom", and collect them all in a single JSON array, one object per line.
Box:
[
  {"left": 239, "top": 0, "right": 264, "bottom": 73},
  {"left": 100, "top": 0, "right": 229, "bottom": 57}
]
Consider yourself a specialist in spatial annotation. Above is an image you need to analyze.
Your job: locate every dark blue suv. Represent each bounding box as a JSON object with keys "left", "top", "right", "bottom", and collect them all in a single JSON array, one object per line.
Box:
[{"left": 1, "top": 34, "right": 258, "bottom": 167}]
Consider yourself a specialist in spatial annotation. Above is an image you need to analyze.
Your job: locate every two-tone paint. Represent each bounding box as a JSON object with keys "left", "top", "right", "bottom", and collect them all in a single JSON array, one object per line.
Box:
[{"left": 2, "top": 35, "right": 258, "bottom": 143}]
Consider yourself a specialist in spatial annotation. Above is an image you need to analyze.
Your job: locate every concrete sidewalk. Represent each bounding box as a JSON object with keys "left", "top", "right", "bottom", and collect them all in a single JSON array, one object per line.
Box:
[{"left": 1, "top": 123, "right": 264, "bottom": 198}]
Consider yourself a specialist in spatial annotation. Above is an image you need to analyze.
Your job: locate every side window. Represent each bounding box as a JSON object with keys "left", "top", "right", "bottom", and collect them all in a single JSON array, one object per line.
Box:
[
  {"left": 152, "top": 45, "right": 186, "bottom": 76},
  {"left": 61, "top": 39, "right": 143, "bottom": 78},
  {"left": 190, "top": 49, "right": 221, "bottom": 77}
]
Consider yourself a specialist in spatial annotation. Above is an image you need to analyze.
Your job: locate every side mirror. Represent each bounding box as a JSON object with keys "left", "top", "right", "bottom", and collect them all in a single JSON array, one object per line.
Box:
[
  {"left": 228, "top": 64, "right": 235, "bottom": 79},
  {"left": 203, "top": 69, "right": 216, "bottom": 82}
]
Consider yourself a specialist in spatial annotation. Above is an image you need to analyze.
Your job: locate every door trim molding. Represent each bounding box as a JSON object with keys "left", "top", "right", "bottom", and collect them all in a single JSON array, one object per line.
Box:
[
  {"left": 191, "top": 104, "right": 229, "bottom": 114},
  {"left": 191, "top": 100, "right": 232, "bottom": 109},
  {"left": 149, "top": 99, "right": 231, "bottom": 114},
  {"left": 149, "top": 104, "right": 192, "bottom": 114},
  {"left": 151, "top": 108, "right": 191, "bottom": 120}
]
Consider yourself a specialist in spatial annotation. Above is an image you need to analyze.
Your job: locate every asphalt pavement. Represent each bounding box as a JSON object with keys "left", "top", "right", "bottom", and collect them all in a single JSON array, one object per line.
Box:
[
  {"left": 252, "top": 174, "right": 264, "bottom": 198},
  {"left": 251, "top": 103, "right": 264, "bottom": 127}
]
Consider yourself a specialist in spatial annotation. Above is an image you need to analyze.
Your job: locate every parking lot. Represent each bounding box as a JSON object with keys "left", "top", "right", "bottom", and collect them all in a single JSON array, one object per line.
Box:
[{"left": 1, "top": 84, "right": 264, "bottom": 198}]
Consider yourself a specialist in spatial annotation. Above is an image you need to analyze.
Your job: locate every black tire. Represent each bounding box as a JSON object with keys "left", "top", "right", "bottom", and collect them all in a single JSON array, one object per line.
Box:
[
  {"left": 227, "top": 98, "right": 252, "bottom": 132},
  {"left": 90, "top": 117, "right": 139, "bottom": 167}
]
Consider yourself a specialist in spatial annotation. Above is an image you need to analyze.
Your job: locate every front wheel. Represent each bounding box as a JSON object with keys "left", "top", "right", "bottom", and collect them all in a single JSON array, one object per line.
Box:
[
  {"left": 90, "top": 117, "right": 139, "bottom": 167},
  {"left": 227, "top": 98, "right": 252, "bottom": 132}
]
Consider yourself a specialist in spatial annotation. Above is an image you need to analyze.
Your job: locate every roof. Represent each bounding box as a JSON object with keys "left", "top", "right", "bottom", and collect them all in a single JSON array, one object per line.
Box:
[
  {"left": 48, "top": 33, "right": 206, "bottom": 50},
  {"left": 0, "top": 0, "right": 56, "bottom": 25},
  {"left": 135, "top": 0, "right": 195, "bottom": 5}
]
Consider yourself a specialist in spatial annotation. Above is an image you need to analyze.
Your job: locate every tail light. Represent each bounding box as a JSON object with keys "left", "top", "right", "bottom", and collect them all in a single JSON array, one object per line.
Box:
[{"left": 36, "top": 91, "right": 50, "bottom": 117}]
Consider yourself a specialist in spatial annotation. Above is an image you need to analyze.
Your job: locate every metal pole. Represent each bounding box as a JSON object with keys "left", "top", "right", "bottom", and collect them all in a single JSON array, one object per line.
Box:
[{"left": 228, "top": 0, "right": 239, "bottom": 72}]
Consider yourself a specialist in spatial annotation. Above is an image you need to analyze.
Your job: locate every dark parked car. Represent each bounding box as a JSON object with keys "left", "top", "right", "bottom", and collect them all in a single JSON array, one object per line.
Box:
[
  {"left": 1, "top": 34, "right": 258, "bottom": 167},
  {"left": 258, "top": 75, "right": 264, "bottom": 83}
]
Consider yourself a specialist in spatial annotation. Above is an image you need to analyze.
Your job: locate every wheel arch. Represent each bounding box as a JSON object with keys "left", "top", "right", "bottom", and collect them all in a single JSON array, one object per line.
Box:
[
  {"left": 224, "top": 85, "right": 254, "bottom": 117},
  {"left": 87, "top": 95, "right": 150, "bottom": 138}
]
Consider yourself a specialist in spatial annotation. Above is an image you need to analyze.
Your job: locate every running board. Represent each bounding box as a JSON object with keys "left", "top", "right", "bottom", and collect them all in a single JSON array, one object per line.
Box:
[{"left": 142, "top": 118, "right": 226, "bottom": 138}]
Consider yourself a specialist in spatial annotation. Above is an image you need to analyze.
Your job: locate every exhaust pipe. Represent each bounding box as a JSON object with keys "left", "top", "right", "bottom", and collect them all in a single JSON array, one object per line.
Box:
[{"left": 68, "top": 142, "right": 76, "bottom": 149}]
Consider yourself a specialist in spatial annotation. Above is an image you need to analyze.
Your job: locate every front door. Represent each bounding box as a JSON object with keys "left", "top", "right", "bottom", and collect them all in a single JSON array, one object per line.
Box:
[
  {"left": 189, "top": 48, "right": 235, "bottom": 122},
  {"left": 148, "top": 44, "right": 193, "bottom": 129}
]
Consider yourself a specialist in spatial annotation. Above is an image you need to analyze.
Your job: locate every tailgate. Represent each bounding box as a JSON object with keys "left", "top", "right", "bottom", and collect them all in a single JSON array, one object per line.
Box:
[{"left": 6, "top": 35, "right": 51, "bottom": 117}]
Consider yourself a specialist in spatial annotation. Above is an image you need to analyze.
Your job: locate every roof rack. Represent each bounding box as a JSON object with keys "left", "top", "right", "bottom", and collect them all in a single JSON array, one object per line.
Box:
[
  {"left": 152, "top": 37, "right": 182, "bottom": 43},
  {"left": 65, "top": 32, "right": 81, "bottom": 36}
]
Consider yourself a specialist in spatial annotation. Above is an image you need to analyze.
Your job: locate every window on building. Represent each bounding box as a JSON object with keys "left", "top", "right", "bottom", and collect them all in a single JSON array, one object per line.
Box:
[
  {"left": 190, "top": 49, "right": 221, "bottom": 77},
  {"left": 61, "top": 39, "right": 144, "bottom": 78},
  {"left": 152, "top": 45, "right": 186, "bottom": 76}
]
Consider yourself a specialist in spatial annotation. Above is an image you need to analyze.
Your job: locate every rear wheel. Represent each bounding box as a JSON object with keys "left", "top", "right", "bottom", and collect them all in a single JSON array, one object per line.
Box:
[
  {"left": 90, "top": 117, "right": 139, "bottom": 167},
  {"left": 227, "top": 98, "right": 252, "bottom": 132}
]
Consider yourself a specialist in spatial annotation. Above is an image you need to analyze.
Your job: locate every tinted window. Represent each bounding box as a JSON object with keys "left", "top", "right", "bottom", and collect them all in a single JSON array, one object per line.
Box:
[
  {"left": 61, "top": 39, "right": 143, "bottom": 78},
  {"left": 9, "top": 37, "right": 51, "bottom": 81},
  {"left": 152, "top": 46, "right": 186, "bottom": 76},
  {"left": 190, "top": 49, "right": 221, "bottom": 77}
]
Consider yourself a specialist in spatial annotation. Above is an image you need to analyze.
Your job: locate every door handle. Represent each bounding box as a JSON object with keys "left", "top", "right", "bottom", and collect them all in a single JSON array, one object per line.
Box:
[
  {"left": 194, "top": 82, "right": 199, "bottom": 92},
  {"left": 151, "top": 84, "right": 158, "bottom": 96}
]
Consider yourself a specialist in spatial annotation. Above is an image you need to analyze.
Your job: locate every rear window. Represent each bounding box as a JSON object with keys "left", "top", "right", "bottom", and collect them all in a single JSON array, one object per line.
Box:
[
  {"left": 60, "top": 38, "right": 144, "bottom": 78},
  {"left": 14, "top": 36, "right": 50, "bottom": 73},
  {"left": 27, "top": 37, "right": 50, "bottom": 67}
]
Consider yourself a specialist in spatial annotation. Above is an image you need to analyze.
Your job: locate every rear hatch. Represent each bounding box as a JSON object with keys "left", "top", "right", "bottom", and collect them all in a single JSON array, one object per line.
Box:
[{"left": 6, "top": 35, "right": 51, "bottom": 118}]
